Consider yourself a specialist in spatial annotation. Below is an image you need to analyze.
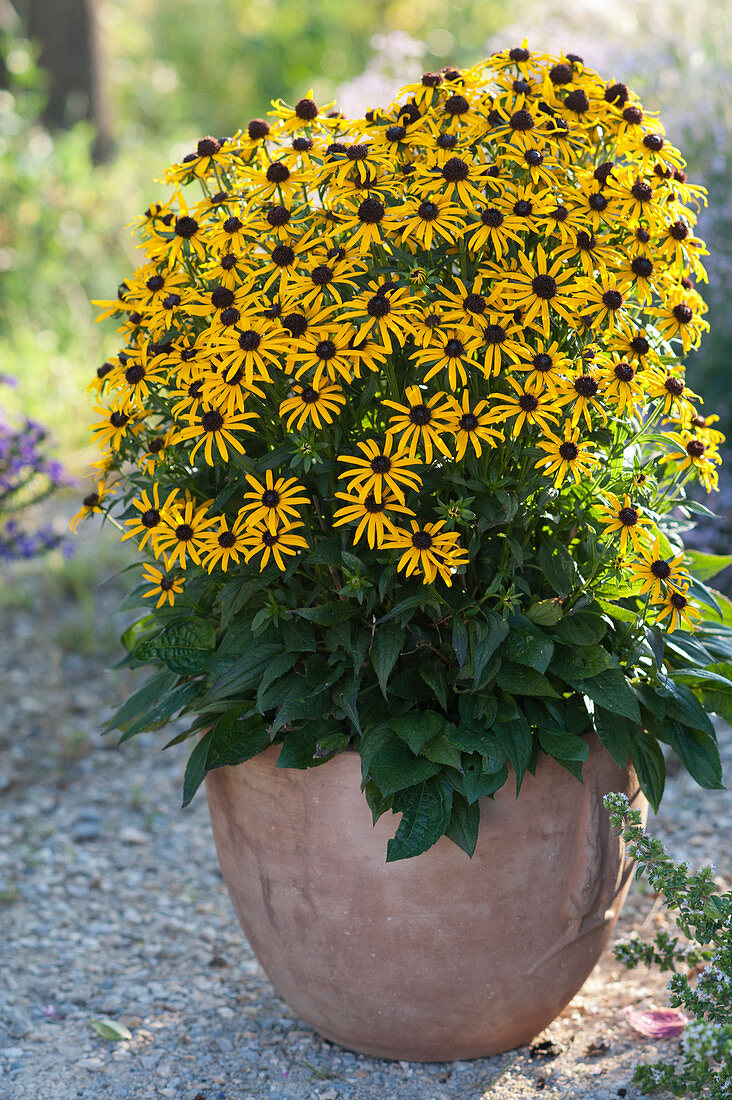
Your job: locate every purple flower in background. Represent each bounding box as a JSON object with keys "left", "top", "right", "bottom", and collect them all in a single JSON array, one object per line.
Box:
[{"left": 0, "top": 376, "right": 71, "bottom": 562}]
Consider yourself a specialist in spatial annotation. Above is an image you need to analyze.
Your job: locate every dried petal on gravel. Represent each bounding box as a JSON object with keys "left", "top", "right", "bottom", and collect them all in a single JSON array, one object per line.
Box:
[{"left": 625, "top": 1007, "right": 688, "bottom": 1038}]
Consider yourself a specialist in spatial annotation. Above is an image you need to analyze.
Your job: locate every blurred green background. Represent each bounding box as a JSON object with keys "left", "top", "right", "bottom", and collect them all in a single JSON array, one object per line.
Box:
[{"left": 1, "top": 0, "right": 730, "bottom": 481}]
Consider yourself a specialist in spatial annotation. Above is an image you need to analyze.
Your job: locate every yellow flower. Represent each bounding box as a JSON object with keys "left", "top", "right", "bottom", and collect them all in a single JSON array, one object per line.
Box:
[
  {"left": 410, "top": 328, "right": 483, "bottom": 389},
  {"left": 658, "top": 431, "right": 721, "bottom": 493},
  {"left": 397, "top": 191, "right": 466, "bottom": 249},
  {"left": 70, "top": 479, "right": 115, "bottom": 531},
  {"left": 497, "top": 243, "right": 577, "bottom": 335},
  {"left": 241, "top": 519, "right": 310, "bottom": 571},
  {"left": 487, "top": 378, "right": 561, "bottom": 437},
  {"left": 383, "top": 386, "right": 458, "bottom": 462},
  {"left": 596, "top": 492, "right": 654, "bottom": 554},
  {"left": 338, "top": 282, "right": 417, "bottom": 353},
  {"left": 154, "top": 497, "right": 216, "bottom": 569},
  {"left": 654, "top": 587, "right": 702, "bottom": 633},
  {"left": 201, "top": 512, "right": 251, "bottom": 572},
  {"left": 381, "top": 520, "right": 469, "bottom": 586},
  {"left": 172, "top": 404, "right": 258, "bottom": 465},
  {"left": 448, "top": 392, "right": 503, "bottom": 460},
  {"left": 279, "top": 380, "right": 346, "bottom": 431},
  {"left": 337, "top": 437, "right": 422, "bottom": 503},
  {"left": 629, "top": 537, "right": 689, "bottom": 602},
  {"left": 121, "top": 484, "right": 179, "bottom": 550},
  {"left": 332, "top": 489, "right": 414, "bottom": 549},
  {"left": 141, "top": 564, "right": 184, "bottom": 608},
  {"left": 554, "top": 370, "right": 607, "bottom": 429},
  {"left": 241, "top": 469, "right": 309, "bottom": 533},
  {"left": 534, "top": 421, "right": 599, "bottom": 487}
]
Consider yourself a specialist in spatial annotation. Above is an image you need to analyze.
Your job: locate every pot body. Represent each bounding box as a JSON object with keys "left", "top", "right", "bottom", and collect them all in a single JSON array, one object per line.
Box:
[{"left": 206, "top": 735, "right": 645, "bottom": 1061}]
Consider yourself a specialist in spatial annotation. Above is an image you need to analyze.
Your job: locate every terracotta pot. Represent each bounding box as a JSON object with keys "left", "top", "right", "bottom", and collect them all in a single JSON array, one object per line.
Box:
[{"left": 205, "top": 734, "right": 646, "bottom": 1061}]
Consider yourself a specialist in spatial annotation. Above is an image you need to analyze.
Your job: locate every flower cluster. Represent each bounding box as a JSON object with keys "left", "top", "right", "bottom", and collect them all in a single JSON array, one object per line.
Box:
[
  {"left": 81, "top": 46, "right": 720, "bottom": 629},
  {"left": 1, "top": 378, "right": 69, "bottom": 562},
  {"left": 79, "top": 47, "right": 731, "bottom": 858}
]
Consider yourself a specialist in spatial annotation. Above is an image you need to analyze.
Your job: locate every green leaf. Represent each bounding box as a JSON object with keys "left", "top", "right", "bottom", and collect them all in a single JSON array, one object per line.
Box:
[
  {"left": 538, "top": 540, "right": 578, "bottom": 597},
  {"left": 117, "top": 681, "right": 200, "bottom": 743},
  {"left": 104, "top": 668, "right": 179, "bottom": 733},
  {"left": 663, "top": 721, "right": 724, "bottom": 791},
  {"left": 135, "top": 618, "right": 216, "bottom": 676},
  {"left": 255, "top": 653, "right": 299, "bottom": 711},
  {"left": 388, "top": 710, "right": 453, "bottom": 756},
  {"left": 386, "top": 776, "right": 453, "bottom": 862},
  {"left": 595, "top": 598, "right": 637, "bottom": 624},
  {"left": 419, "top": 663, "right": 448, "bottom": 711},
  {"left": 204, "top": 712, "right": 271, "bottom": 771},
  {"left": 552, "top": 610, "right": 606, "bottom": 646},
  {"left": 526, "top": 599, "right": 564, "bottom": 626},
  {"left": 421, "top": 733, "right": 462, "bottom": 770},
  {"left": 276, "top": 720, "right": 349, "bottom": 769},
  {"left": 371, "top": 620, "right": 403, "bottom": 698},
  {"left": 473, "top": 614, "right": 510, "bottom": 682},
  {"left": 182, "top": 730, "right": 214, "bottom": 807},
  {"left": 281, "top": 617, "right": 317, "bottom": 653},
  {"left": 89, "top": 1018, "right": 132, "bottom": 1042},
  {"left": 120, "top": 615, "right": 156, "bottom": 655},
  {"left": 503, "top": 622, "right": 554, "bottom": 673},
  {"left": 369, "top": 739, "right": 441, "bottom": 797},
  {"left": 293, "top": 602, "right": 352, "bottom": 626},
  {"left": 363, "top": 778, "right": 393, "bottom": 825},
  {"left": 445, "top": 794, "right": 480, "bottom": 857},
  {"left": 496, "top": 661, "right": 559, "bottom": 697},
  {"left": 593, "top": 708, "right": 632, "bottom": 769},
  {"left": 494, "top": 717, "right": 533, "bottom": 794},
  {"left": 538, "top": 728, "right": 590, "bottom": 762},
  {"left": 661, "top": 681, "right": 715, "bottom": 736},
  {"left": 452, "top": 617, "right": 468, "bottom": 667},
  {"left": 461, "top": 755, "right": 508, "bottom": 803},
  {"left": 685, "top": 550, "right": 732, "bottom": 582},
  {"left": 570, "top": 670, "right": 641, "bottom": 724},
  {"left": 629, "top": 731, "right": 666, "bottom": 812}
]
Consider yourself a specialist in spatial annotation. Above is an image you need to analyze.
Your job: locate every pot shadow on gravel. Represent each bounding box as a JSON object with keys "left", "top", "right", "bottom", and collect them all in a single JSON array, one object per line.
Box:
[{"left": 1, "top": 510, "right": 731, "bottom": 1100}]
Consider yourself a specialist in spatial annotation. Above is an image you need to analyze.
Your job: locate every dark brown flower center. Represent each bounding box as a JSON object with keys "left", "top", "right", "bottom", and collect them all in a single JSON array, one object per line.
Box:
[
  {"left": 686, "top": 439, "right": 706, "bottom": 458},
  {"left": 670, "top": 592, "right": 687, "bottom": 610},
  {"left": 442, "top": 157, "right": 469, "bottom": 182},
  {"left": 481, "top": 207, "right": 504, "bottom": 227},
  {"left": 261, "top": 489, "right": 280, "bottom": 507},
  {"left": 411, "top": 530, "right": 433, "bottom": 550},
  {"left": 174, "top": 216, "right": 198, "bottom": 239},
  {"left": 370, "top": 455, "right": 391, "bottom": 474},
  {"left": 650, "top": 559, "right": 671, "bottom": 579},
  {"left": 218, "top": 531, "right": 237, "bottom": 548},
  {"left": 518, "top": 392, "right": 539, "bottom": 411},
  {"left": 175, "top": 523, "right": 194, "bottom": 542},
  {"left": 367, "top": 294, "right": 391, "bottom": 318},
  {"left": 564, "top": 89, "right": 589, "bottom": 114},
  {"left": 559, "top": 441, "right": 579, "bottom": 460},
  {"left": 631, "top": 256, "right": 654, "bottom": 278},
  {"left": 602, "top": 289, "right": 623, "bottom": 310},
  {"left": 409, "top": 404, "right": 432, "bottom": 426},
  {"left": 631, "top": 179, "right": 653, "bottom": 203},
  {"left": 574, "top": 375, "right": 598, "bottom": 397},
  {"left": 201, "top": 410, "right": 224, "bottom": 432},
  {"left": 358, "top": 198, "right": 385, "bottom": 224},
  {"left": 310, "top": 264, "right": 333, "bottom": 286},
  {"left": 614, "top": 362, "right": 635, "bottom": 382},
  {"left": 532, "top": 274, "right": 557, "bottom": 300},
  {"left": 141, "top": 508, "right": 160, "bottom": 529},
  {"left": 418, "top": 200, "right": 440, "bottom": 221},
  {"left": 295, "top": 97, "right": 318, "bottom": 120},
  {"left": 211, "top": 286, "right": 235, "bottom": 309},
  {"left": 238, "top": 330, "right": 261, "bottom": 351},
  {"left": 460, "top": 412, "right": 479, "bottom": 431},
  {"left": 673, "top": 303, "right": 693, "bottom": 324},
  {"left": 618, "top": 506, "right": 639, "bottom": 526},
  {"left": 316, "top": 340, "right": 337, "bottom": 361}
]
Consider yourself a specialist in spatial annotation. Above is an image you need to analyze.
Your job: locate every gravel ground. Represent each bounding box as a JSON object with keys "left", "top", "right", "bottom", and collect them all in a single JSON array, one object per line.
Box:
[{"left": 2, "top": 527, "right": 731, "bottom": 1100}]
